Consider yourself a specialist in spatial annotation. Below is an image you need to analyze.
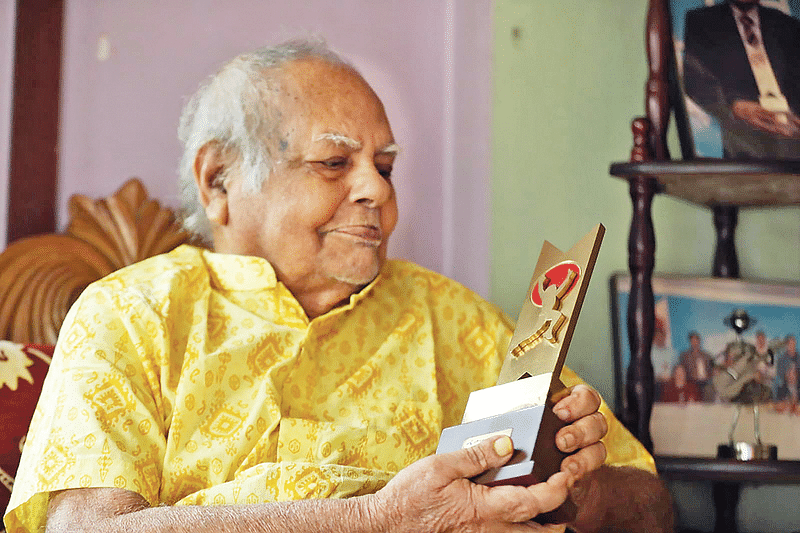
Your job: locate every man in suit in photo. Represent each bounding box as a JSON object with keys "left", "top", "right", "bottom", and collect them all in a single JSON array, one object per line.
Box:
[
  {"left": 683, "top": 0, "right": 800, "bottom": 158},
  {"left": 679, "top": 331, "right": 714, "bottom": 401}
]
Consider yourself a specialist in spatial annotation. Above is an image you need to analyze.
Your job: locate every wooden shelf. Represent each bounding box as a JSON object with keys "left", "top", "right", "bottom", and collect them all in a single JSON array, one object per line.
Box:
[
  {"left": 609, "top": 160, "right": 800, "bottom": 208},
  {"left": 656, "top": 456, "right": 800, "bottom": 484}
]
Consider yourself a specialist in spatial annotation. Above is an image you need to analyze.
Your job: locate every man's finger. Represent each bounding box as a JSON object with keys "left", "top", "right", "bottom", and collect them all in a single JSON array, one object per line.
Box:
[
  {"left": 552, "top": 384, "right": 602, "bottom": 422},
  {"left": 769, "top": 115, "right": 800, "bottom": 137},
  {"left": 556, "top": 411, "right": 608, "bottom": 453},
  {"left": 523, "top": 471, "right": 571, "bottom": 519},
  {"left": 480, "top": 470, "right": 572, "bottom": 525},
  {"left": 560, "top": 441, "right": 606, "bottom": 483}
]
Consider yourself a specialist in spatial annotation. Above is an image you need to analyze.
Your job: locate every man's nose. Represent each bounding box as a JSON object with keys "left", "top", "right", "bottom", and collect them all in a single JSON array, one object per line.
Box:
[{"left": 349, "top": 162, "right": 393, "bottom": 207}]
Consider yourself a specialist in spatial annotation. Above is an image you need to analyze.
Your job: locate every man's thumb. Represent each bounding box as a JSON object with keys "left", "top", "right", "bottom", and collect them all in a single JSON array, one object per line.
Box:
[{"left": 443, "top": 435, "right": 515, "bottom": 480}]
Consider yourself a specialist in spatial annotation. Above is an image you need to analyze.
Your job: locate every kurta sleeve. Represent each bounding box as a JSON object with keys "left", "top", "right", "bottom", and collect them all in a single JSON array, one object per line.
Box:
[{"left": 5, "top": 283, "right": 169, "bottom": 532}]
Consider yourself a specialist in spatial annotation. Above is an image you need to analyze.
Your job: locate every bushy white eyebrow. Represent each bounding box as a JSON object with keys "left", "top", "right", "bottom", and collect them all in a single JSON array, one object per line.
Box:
[
  {"left": 380, "top": 143, "right": 400, "bottom": 155},
  {"left": 313, "top": 133, "right": 400, "bottom": 156},
  {"left": 314, "top": 132, "right": 361, "bottom": 149}
]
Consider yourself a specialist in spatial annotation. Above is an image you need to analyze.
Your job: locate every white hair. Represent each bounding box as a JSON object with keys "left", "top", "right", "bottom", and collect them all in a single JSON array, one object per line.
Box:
[{"left": 177, "top": 38, "right": 350, "bottom": 242}]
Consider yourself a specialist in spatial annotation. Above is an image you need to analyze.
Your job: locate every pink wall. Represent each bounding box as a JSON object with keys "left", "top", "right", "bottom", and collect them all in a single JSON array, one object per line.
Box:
[{"left": 49, "top": 0, "right": 492, "bottom": 294}]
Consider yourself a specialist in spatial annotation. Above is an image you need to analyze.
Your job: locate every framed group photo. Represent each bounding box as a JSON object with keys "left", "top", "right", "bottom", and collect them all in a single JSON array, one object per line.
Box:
[
  {"left": 667, "top": 0, "right": 800, "bottom": 160},
  {"left": 611, "top": 273, "right": 800, "bottom": 458}
]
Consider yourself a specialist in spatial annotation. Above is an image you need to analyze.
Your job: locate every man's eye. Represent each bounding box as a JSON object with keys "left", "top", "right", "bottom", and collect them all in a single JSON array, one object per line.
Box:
[
  {"left": 377, "top": 166, "right": 393, "bottom": 180},
  {"left": 319, "top": 158, "right": 347, "bottom": 169}
]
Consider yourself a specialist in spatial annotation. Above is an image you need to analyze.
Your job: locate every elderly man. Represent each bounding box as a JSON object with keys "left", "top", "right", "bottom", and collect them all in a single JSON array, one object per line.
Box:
[{"left": 6, "top": 40, "right": 669, "bottom": 532}]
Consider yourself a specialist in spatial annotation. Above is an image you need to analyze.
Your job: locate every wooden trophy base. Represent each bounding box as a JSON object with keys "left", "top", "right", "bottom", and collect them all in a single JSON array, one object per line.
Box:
[{"left": 718, "top": 442, "right": 778, "bottom": 461}]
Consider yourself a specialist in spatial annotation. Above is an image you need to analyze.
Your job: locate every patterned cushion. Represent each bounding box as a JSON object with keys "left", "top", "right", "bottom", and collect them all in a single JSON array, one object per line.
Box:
[{"left": 0, "top": 341, "right": 53, "bottom": 515}]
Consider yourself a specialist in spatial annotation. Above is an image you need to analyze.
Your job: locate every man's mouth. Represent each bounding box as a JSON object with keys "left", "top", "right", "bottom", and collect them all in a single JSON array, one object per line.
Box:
[{"left": 322, "top": 225, "right": 382, "bottom": 246}]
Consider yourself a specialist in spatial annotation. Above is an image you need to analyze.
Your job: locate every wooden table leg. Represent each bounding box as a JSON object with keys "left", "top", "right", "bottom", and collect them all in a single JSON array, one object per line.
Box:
[
  {"left": 712, "top": 481, "right": 741, "bottom": 533},
  {"left": 625, "top": 175, "right": 657, "bottom": 451},
  {"left": 712, "top": 205, "right": 739, "bottom": 279}
]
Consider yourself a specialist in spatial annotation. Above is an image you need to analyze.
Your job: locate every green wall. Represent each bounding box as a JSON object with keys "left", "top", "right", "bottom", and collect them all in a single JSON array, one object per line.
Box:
[
  {"left": 491, "top": 2, "right": 800, "bottom": 530},
  {"left": 491, "top": 0, "right": 800, "bottom": 408}
]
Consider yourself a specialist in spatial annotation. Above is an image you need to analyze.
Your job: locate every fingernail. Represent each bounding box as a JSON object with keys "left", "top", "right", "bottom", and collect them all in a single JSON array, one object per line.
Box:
[
  {"left": 560, "top": 433, "right": 576, "bottom": 450},
  {"left": 554, "top": 408, "right": 570, "bottom": 420},
  {"left": 494, "top": 436, "right": 513, "bottom": 456},
  {"left": 567, "top": 461, "right": 580, "bottom": 475}
]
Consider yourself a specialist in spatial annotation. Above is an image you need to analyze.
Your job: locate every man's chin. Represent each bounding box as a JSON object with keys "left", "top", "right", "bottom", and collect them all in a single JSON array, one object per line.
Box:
[
  {"left": 327, "top": 259, "right": 382, "bottom": 288},
  {"left": 331, "top": 269, "right": 380, "bottom": 288}
]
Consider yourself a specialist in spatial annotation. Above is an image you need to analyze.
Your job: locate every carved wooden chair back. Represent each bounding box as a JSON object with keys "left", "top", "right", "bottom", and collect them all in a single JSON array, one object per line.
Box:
[{"left": 0, "top": 178, "right": 191, "bottom": 345}]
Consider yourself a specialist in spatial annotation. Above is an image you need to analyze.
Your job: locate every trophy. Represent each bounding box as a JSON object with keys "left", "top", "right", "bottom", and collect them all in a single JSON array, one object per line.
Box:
[
  {"left": 436, "top": 224, "right": 604, "bottom": 523},
  {"left": 714, "top": 309, "right": 779, "bottom": 461}
]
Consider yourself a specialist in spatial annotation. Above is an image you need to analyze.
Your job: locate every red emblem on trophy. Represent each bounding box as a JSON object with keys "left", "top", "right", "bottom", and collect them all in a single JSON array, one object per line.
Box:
[{"left": 530, "top": 262, "right": 581, "bottom": 307}]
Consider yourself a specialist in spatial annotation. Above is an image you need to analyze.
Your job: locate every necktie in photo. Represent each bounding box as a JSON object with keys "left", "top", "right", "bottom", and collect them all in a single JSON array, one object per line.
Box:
[{"left": 740, "top": 11, "right": 759, "bottom": 46}]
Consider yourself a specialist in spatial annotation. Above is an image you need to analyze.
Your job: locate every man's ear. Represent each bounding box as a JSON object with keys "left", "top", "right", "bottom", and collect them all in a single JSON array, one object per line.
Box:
[{"left": 194, "top": 142, "right": 231, "bottom": 226}]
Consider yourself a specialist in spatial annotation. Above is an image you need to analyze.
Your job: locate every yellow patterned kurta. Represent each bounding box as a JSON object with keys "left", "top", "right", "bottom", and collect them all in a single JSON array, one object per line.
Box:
[{"left": 5, "top": 245, "right": 653, "bottom": 531}]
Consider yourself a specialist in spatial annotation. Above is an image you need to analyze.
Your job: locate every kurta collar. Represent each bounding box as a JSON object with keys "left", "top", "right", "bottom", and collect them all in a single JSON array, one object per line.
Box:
[
  {"left": 200, "top": 249, "right": 278, "bottom": 291},
  {"left": 198, "top": 247, "right": 389, "bottom": 317},
  {"left": 325, "top": 268, "right": 384, "bottom": 317}
]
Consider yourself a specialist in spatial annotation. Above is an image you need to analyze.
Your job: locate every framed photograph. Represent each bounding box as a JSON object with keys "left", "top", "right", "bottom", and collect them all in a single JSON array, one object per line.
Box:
[
  {"left": 668, "top": 0, "right": 800, "bottom": 160},
  {"left": 611, "top": 273, "right": 800, "bottom": 458}
]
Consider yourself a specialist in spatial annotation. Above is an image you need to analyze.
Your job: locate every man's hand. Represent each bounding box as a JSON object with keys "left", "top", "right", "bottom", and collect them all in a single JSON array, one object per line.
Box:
[
  {"left": 373, "top": 435, "right": 570, "bottom": 532},
  {"left": 552, "top": 384, "right": 608, "bottom": 485},
  {"left": 550, "top": 389, "right": 674, "bottom": 533},
  {"left": 371, "top": 384, "right": 608, "bottom": 532},
  {"left": 732, "top": 100, "right": 800, "bottom": 137}
]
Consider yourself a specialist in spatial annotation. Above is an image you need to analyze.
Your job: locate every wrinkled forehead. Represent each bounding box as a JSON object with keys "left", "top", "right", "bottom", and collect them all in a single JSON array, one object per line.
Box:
[
  {"left": 254, "top": 57, "right": 394, "bottom": 165},
  {"left": 276, "top": 58, "right": 390, "bottom": 124}
]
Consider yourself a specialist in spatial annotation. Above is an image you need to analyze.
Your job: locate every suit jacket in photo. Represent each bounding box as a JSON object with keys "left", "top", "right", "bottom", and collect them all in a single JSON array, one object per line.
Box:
[{"left": 682, "top": 2, "right": 800, "bottom": 158}]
